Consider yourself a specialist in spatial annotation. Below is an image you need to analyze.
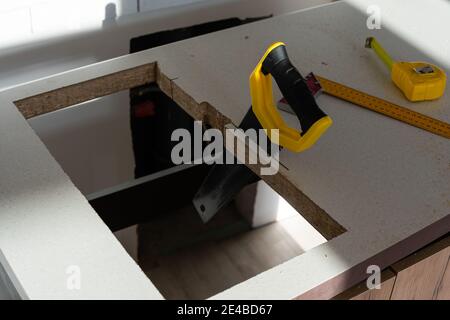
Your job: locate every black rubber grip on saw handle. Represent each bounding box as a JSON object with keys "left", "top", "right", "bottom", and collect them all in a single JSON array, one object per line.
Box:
[{"left": 261, "top": 45, "right": 327, "bottom": 133}]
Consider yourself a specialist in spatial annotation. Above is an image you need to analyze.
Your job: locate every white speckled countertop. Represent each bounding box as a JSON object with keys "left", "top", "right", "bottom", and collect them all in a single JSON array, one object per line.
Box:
[{"left": 0, "top": 0, "right": 448, "bottom": 299}]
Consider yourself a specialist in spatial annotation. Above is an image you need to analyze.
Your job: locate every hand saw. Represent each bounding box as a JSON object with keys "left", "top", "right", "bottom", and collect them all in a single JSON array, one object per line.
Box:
[{"left": 192, "top": 42, "right": 332, "bottom": 223}]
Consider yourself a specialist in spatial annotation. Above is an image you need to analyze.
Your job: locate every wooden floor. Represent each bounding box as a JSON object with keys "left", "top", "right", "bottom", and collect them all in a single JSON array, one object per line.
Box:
[{"left": 138, "top": 203, "right": 326, "bottom": 299}]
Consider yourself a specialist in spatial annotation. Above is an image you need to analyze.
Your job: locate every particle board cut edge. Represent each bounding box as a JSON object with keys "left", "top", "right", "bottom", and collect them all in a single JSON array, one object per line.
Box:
[
  {"left": 14, "top": 63, "right": 157, "bottom": 119},
  {"left": 12, "top": 61, "right": 346, "bottom": 240}
]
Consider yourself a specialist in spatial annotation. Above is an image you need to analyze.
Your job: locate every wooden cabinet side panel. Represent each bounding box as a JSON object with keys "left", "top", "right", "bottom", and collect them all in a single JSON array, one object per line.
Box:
[
  {"left": 333, "top": 236, "right": 450, "bottom": 300},
  {"left": 436, "top": 255, "right": 450, "bottom": 300},
  {"left": 390, "top": 239, "right": 450, "bottom": 300},
  {"left": 333, "top": 269, "right": 396, "bottom": 300}
]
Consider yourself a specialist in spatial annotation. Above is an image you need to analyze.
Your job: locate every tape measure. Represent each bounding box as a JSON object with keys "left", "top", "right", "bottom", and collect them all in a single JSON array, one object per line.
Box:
[
  {"left": 315, "top": 75, "right": 450, "bottom": 139},
  {"left": 365, "top": 37, "right": 447, "bottom": 102}
]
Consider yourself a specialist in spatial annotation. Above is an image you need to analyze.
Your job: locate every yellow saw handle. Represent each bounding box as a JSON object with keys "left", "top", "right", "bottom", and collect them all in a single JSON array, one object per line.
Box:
[{"left": 249, "top": 42, "right": 332, "bottom": 152}]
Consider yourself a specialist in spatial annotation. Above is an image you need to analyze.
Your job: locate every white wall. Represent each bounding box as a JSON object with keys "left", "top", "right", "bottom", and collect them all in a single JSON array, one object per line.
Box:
[
  {"left": 0, "top": 1, "right": 137, "bottom": 51},
  {"left": 139, "top": 0, "right": 205, "bottom": 12}
]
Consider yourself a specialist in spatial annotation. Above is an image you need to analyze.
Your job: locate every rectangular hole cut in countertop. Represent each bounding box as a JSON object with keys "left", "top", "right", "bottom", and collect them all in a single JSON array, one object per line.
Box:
[{"left": 12, "top": 65, "right": 345, "bottom": 299}]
